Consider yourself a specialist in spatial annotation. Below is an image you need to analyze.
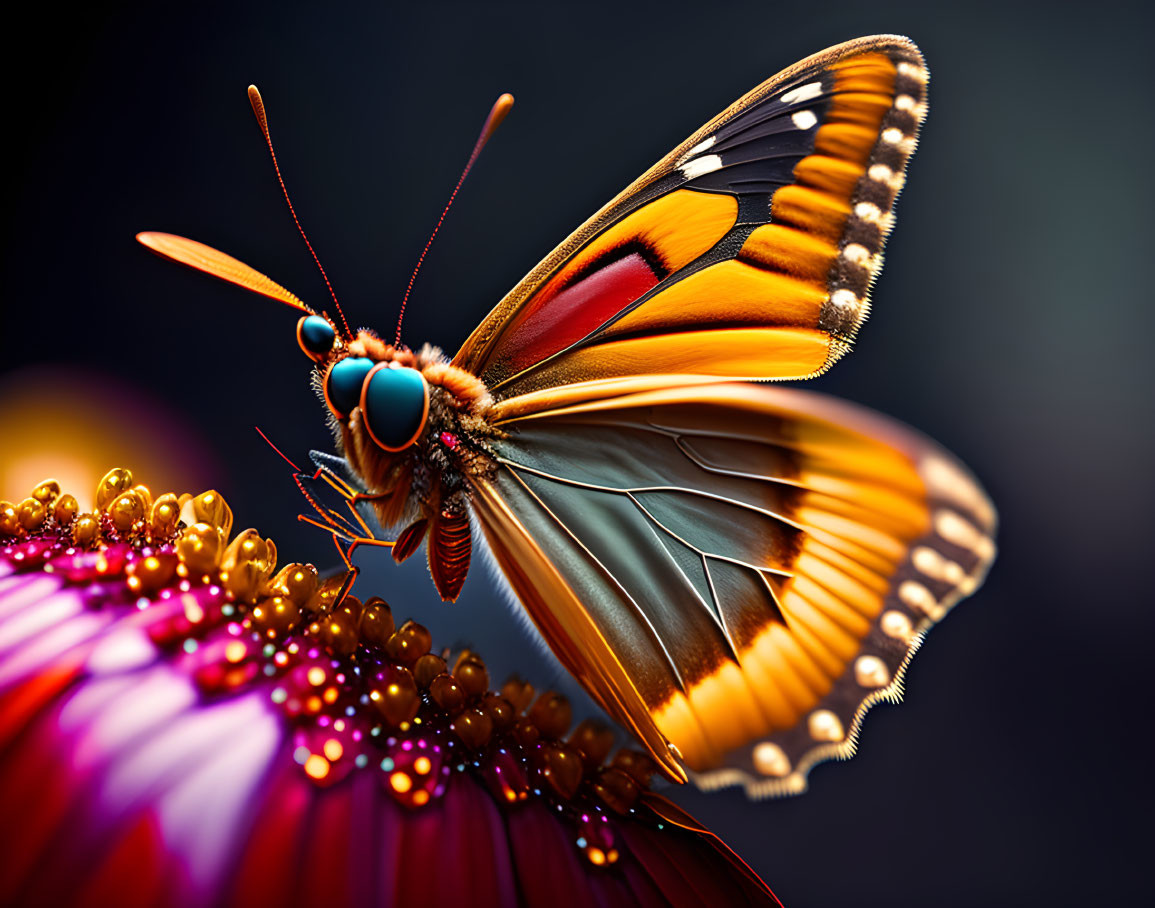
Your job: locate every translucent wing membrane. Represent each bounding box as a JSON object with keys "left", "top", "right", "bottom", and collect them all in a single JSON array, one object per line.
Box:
[
  {"left": 471, "top": 383, "right": 995, "bottom": 793},
  {"left": 453, "top": 36, "right": 928, "bottom": 398}
]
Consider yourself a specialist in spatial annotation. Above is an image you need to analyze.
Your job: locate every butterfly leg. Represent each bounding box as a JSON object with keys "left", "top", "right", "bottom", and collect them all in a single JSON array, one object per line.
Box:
[
  {"left": 298, "top": 514, "right": 396, "bottom": 569},
  {"left": 341, "top": 491, "right": 392, "bottom": 540},
  {"left": 291, "top": 464, "right": 399, "bottom": 608},
  {"left": 309, "top": 469, "right": 395, "bottom": 542},
  {"left": 297, "top": 514, "right": 396, "bottom": 609},
  {"left": 255, "top": 430, "right": 396, "bottom": 603}
]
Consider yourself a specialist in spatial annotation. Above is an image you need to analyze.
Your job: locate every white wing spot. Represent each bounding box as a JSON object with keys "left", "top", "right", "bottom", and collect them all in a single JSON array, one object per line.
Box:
[
  {"left": 934, "top": 509, "right": 996, "bottom": 560},
  {"left": 679, "top": 154, "right": 723, "bottom": 180},
  {"left": 854, "top": 201, "right": 883, "bottom": 223},
  {"left": 868, "top": 163, "right": 904, "bottom": 192},
  {"left": 830, "top": 289, "right": 860, "bottom": 311},
  {"left": 841, "top": 243, "right": 871, "bottom": 265},
  {"left": 897, "top": 61, "right": 928, "bottom": 82},
  {"left": 752, "top": 742, "right": 791, "bottom": 777},
  {"left": 808, "top": 709, "right": 844, "bottom": 742},
  {"left": 854, "top": 655, "right": 890, "bottom": 688},
  {"left": 781, "top": 81, "right": 823, "bottom": 105},
  {"left": 881, "top": 609, "right": 914, "bottom": 642},
  {"left": 882, "top": 127, "right": 905, "bottom": 145},
  {"left": 791, "top": 110, "right": 818, "bottom": 130},
  {"left": 912, "top": 546, "right": 967, "bottom": 585},
  {"left": 895, "top": 94, "right": 917, "bottom": 112},
  {"left": 899, "top": 580, "right": 943, "bottom": 619}
]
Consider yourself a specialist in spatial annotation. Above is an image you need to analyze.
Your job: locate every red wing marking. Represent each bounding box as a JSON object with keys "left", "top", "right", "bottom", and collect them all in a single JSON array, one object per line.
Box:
[{"left": 499, "top": 251, "right": 661, "bottom": 374}]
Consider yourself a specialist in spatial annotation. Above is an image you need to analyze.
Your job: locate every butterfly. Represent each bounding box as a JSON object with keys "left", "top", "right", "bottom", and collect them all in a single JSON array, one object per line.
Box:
[{"left": 137, "top": 34, "right": 996, "bottom": 796}]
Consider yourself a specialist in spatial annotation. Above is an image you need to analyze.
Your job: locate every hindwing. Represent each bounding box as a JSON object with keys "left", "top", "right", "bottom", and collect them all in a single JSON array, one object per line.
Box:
[{"left": 470, "top": 383, "right": 995, "bottom": 792}]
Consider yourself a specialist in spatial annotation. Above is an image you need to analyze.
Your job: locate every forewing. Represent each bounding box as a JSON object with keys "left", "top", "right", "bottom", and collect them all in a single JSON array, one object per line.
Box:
[
  {"left": 470, "top": 383, "right": 995, "bottom": 794},
  {"left": 454, "top": 36, "right": 928, "bottom": 398}
]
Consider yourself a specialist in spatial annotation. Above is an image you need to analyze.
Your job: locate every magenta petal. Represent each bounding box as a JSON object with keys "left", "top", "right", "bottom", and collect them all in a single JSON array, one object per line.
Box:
[
  {"left": 505, "top": 798, "right": 603, "bottom": 905},
  {"left": 0, "top": 496, "right": 779, "bottom": 907}
]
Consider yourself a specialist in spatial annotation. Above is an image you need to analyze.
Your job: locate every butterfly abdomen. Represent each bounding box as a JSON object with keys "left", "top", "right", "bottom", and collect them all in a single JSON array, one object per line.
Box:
[{"left": 429, "top": 507, "right": 472, "bottom": 601}]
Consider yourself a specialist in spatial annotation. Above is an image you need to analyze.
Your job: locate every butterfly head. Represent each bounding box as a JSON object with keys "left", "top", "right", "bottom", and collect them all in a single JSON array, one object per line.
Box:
[{"left": 318, "top": 338, "right": 431, "bottom": 454}]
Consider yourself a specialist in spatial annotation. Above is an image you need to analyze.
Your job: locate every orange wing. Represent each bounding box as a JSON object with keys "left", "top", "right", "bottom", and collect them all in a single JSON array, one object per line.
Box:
[
  {"left": 454, "top": 36, "right": 992, "bottom": 792},
  {"left": 472, "top": 382, "right": 996, "bottom": 792},
  {"left": 454, "top": 36, "right": 928, "bottom": 399}
]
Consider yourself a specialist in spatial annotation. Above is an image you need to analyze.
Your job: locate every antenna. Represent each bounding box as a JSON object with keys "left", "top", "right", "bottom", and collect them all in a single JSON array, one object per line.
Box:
[
  {"left": 254, "top": 425, "right": 302, "bottom": 472},
  {"left": 248, "top": 84, "right": 353, "bottom": 339},
  {"left": 394, "top": 93, "right": 514, "bottom": 347}
]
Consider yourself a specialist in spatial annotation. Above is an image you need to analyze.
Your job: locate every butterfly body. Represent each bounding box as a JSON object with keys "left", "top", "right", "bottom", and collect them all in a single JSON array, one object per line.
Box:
[
  {"left": 319, "top": 337, "right": 500, "bottom": 602},
  {"left": 138, "top": 35, "right": 997, "bottom": 795}
]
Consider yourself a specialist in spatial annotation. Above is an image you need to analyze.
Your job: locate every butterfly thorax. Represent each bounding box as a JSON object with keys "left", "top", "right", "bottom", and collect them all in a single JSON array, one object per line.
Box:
[{"left": 330, "top": 334, "right": 500, "bottom": 600}]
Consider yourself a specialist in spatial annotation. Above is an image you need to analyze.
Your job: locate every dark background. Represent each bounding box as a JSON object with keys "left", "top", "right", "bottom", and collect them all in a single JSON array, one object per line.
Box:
[{"left": 2, "top": 1, "right": 1152, "bottom": 905}]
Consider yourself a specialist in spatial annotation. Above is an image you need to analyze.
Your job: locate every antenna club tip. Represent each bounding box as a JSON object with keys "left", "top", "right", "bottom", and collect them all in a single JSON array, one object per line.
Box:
[
  {"left": 484, "top": 93, "right": 514, "bottom": 137},
  {"left": 248, "top": 85, "right": 269, "bottom": 129},
  {"left": 136, "top": 231, "right": 171, "bottom": 252}
]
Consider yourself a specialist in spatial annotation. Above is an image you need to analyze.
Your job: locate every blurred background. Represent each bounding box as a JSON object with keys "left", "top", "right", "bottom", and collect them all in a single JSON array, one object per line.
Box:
[{"left": 2, "top": 1, "right": 1151, "bottom": 904}]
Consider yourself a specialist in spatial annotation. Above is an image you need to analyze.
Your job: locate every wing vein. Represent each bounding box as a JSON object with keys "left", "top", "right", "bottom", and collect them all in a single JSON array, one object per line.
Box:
[{"left": 501, "top": 466, "right": 689, "bottom": 693}]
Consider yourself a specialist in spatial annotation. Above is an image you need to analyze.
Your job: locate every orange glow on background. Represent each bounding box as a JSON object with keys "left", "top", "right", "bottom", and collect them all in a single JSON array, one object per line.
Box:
[{"left": 0, "top": 366, "right": 220, "bottom": 509}]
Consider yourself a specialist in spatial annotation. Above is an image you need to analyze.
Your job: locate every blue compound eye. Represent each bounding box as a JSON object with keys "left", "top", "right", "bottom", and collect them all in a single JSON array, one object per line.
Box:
[
  {"left": 324, "top": 356, "right": 375, "bottom": 419},
  {"left": 297, "top": 315, "right": 336, "bottom": 360},
  {"left": 360, "top": 364, "right": 429, "bottom": 451}
]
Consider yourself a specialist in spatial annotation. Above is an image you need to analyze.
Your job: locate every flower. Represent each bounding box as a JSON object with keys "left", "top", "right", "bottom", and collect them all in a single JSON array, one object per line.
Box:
[{"left": 0, "top": 469, "right": 780, "bottom": 907}]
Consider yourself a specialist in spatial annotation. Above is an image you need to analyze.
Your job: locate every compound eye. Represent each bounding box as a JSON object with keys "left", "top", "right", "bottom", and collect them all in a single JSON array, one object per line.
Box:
[
  {"left": 360, "top": 364, "right": 429, "bottom": 452},
  {"left": 324, "top": 356, "right": 375, "bottom": 419},
  {"left": 297, "top": 315, "right": 337, "bottom": 360}
]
